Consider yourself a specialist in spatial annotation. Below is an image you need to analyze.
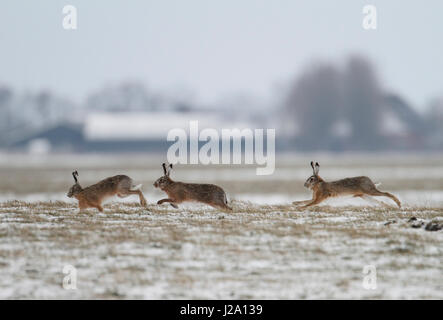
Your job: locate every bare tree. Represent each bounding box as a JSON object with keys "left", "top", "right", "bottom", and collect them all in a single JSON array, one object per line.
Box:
[
  {"left": 285, "top": 63, "right": 343, "bottom": 150},
  {"left": 343, "top": 56, "right": 382, "bottom": 150},
  {"left": 0, "top": 87, "right": 13, "bottom": 144},
  {"left": 284, "top": 56, "right": 384, "bottom": 151}
]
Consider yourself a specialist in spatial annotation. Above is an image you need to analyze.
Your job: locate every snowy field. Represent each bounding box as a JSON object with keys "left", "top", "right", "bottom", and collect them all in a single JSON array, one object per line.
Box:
[{"left": 0, "top": 153, "right": 442, "bottom": 299}]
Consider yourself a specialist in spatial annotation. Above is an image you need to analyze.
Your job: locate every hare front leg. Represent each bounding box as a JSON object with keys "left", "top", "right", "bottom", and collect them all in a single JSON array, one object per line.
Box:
[
  {"left": 94, "top": 204, "right": 104, "bottom": 212},
  {"left": 157, "top": 198, "right": 172, "bottom": 204},
  {"left": 300, "top": 198, "right": 323, "bottom": 208},
  {"left": 212, "top": 203, "right": 233, "bottom": 211},
  {"left": 88, "top": 200, "right": 103, "bottom": 212},
  {"left": 292, "top": 199, "right": 312, "bottom": 206},
  {"left": 157, "top": 198, "right": 179, "bottom": 208},
  {"left": 299, "top": 193, "right": 327, "bottom": 209},
  {"left": 78, "top": 200, "right": 89, "bottom": 214}
]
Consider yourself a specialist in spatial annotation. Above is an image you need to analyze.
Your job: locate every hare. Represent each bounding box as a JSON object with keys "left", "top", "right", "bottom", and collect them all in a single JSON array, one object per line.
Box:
[
  {"left": 154, "top": 163, "right": 232, "bottom": 210},
  {"left": 293, "top": 162, "right": 401, "bottom": 209},
  {"left": 67, "top": 171, "right": 147, "bottom": 212}
]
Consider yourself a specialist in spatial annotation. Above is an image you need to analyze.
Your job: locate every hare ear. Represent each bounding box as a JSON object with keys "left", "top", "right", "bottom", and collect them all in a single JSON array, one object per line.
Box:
[
  {"left": 167, "top": 164, "right": 173, "bottom": 176},
  {"left": 72, "top": 170, "right": 79, "bottom": 183},
  {"left": 310, "top": 161, "right": 315, "bottom": 173},
  {"left": 162, "top": 163, "right": 167, "bottom": 175},
  {"left": 314, "top": 162, "right": 320, "bottom": 175}
]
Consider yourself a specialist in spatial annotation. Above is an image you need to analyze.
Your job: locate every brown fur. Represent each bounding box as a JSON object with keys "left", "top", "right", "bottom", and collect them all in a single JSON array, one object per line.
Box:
[
  {"left": 154, "top": 163, "right": 232, "bottom": 210},
  {"left": 293, "top": 162, "right": 401, "bottom": 209},
  {"left": 67, "top": 173, "right": 147, "bottom": 213}
]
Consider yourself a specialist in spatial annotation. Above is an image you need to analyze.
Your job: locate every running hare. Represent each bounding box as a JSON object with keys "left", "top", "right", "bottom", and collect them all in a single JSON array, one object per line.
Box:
[
  {"left": 293, "top": 162, "right": 401, "bottom": 208},
  {"left": 67, "top": 171, "right": 147, "bottom": 212},
  {"left": 154, "top": 163, "right": 232, "bottom": 210}
]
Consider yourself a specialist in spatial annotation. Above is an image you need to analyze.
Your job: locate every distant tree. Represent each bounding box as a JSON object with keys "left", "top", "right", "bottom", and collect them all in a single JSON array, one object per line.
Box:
[
  {"left": 86, "top": 81, "right": 152, "bottom": 112},
  {"left": 284, "top": 55, "right": 385, "bottom": 151},
  {"left": 0, "top": 87, "right": 13, "bottom": 141},
  {"left": 425, "top": 97, "right": 443, "bottom": 148},
  {"left": 285, "top": 63, "right": 343, "bottom": 150},
  {"left": 343, "top": 56, "right": 382, "bottom": 150},
  {"left": 0, "top": 87, "right": 12, "bottom": 106},
  {"left": 35, "top": 91, "right": 51, "bottom": 119}
]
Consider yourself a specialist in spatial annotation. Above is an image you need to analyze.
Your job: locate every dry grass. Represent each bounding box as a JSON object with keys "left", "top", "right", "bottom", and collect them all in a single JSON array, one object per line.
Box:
[{"left": 0, "top": 200, "right": 442, "bottom": 299}]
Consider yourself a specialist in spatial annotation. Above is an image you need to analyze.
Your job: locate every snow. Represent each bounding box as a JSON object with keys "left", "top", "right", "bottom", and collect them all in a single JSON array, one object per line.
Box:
[
  {"left": 0, "top": 201, "right": 441, "bottom": 299},
  {"left": 0, "top": 154, "right": 442, "bottom": 299}
]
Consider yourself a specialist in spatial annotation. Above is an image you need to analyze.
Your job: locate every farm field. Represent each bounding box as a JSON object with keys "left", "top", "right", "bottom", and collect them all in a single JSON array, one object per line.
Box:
[{"left": 0, "top": 153, "right": 442, "bottom": 299}]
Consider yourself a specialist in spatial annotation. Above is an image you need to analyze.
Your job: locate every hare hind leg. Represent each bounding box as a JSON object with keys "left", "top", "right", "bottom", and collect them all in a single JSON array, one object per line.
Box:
[
  {"left": 124, "top": 189, "right": 147, "bottom": 206},
  {"left": 117, "top": 193, "right": 130, "bottom": 198},
  {"left": 358, "top": 194, "right": 390, "bottom": 208},
  {"left": 367, "top": 189, "right": 401, "bottom": 208}
]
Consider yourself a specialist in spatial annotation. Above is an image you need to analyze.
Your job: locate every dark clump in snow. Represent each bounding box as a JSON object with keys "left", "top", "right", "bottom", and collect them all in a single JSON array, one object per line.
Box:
[{"left": 425, "top": 221, "right": 443, "bottom": 232}]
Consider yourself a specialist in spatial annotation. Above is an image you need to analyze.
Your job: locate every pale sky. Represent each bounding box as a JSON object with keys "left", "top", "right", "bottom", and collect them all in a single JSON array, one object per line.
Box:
[{"left": 0, "top": 0, "right": 442, "bottom": 110}]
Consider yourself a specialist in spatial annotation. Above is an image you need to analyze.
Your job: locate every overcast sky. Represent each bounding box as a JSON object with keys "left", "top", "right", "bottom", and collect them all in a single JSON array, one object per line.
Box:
[{"left": 0, "top": 0, "right": 442, "bottom": 110}]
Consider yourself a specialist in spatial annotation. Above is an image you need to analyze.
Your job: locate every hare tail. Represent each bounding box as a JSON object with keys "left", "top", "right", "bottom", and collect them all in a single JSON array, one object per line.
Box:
[
  {"left": 374, "top": 182, "right": 382, "bottom": 187},
  {"left": 130, "top": 184, "right": 143, "bottom": 191},
  {"left": 224, "top": 193, "right": 229, "bottom": 205}
]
